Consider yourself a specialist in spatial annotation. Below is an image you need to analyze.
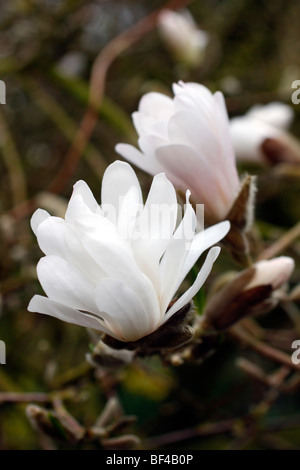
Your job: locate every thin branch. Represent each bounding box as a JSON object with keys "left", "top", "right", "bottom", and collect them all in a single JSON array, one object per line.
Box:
[
  {"left": 0, "top": 389, "right": 75, "bottom": 404},
  {"left": 229, "top": 325, "right": 299, "bottom": 371},
  {"left": 0, "top": 107, "right": 28, "bottom": 207},
  {"left": 257, "top": 221, "right": 300, "bottom": 261},
  {"left": 144, "top": 419, "right": 234, "bottom": 449},
  {"left": 0, "top": 392, "right": 49, "bottom": 404}
]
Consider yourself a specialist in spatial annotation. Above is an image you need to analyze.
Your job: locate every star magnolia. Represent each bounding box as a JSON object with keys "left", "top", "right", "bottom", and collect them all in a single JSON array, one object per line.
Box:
[
  {"left": 230, "top": 102, "right": 296, "bottom": 164},
  {"left": 28, "top": 161, "right": 230, "bottom": 342},
  {"left": 116, "top": 81, "right": 241, "bottom": 222},
  {"left": 158, "top": 9, "right": 209, "bottom": 66}
]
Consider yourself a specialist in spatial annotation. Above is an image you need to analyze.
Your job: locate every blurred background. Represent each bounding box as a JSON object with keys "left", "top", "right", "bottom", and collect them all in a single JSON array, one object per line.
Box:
[{"left": 1, "top": 0, "right": 300, "bottom": 450}]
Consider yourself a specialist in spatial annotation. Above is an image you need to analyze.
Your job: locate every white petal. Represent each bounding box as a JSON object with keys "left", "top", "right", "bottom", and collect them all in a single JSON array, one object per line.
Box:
[
  {"left": 246, "top": 256, "right": 295, "bottom": 290},
  {"left": 230, "top": 117, "right": 278, "bottom": 163},
  {"left": 36, "top": 216, "right": 67, "bottom": 256},
  {"left": 159, "top": 192, "right": 196, "bottom": 314},
  {"left": 169, "top": 110, "right": 234, "bottom": 194},
  {"left": 247, "top": 102, "right": 294, "bottom": 130},
  {"left": 162, "top": 246, "right": 221, "bottom": 323},
  {"left": 77, "top": 217, "right": 160, "bottom": 321},
  {"left": 213, "top": 91, "right": 235, "bottom": 158},
  {"left": 95, "top": 278, "right": 156, "bottom": 342},
  {"left": 31, "top": 209, "right": 51, "bottom": 236},
  {"left": 156, "top": 143, "right": 229, "bottom": 219},
  {"left": 173, "top": 82, "right": 215, "bottom": 125},
  {"left": 117, "top": 185, "right": 141, "bottom": 240},
  {"left": 64, "top": 223, "right": 106, "bottom": 282},
  {"left": 138, "top": 134, "right": 169, "bottom": 159},
  {"left": 174, "top": 221, "right": 230, "bottom": 291},
  {"left": 213, "top": 92, "right": 240, "bottom": 190},
  {"left": 137, "top": 92, "right": 174, "bottom": 120},
  {"left": 132, "top": 173, "right": 178, "bottom": 293},
  {"left": 37, "top": 255, "right": 98, "bottom": 313},
  {"left": 168, "top": 108, "right": 239, "bottom": 200},
  {"left": 134, "top": 172, "right": 177, "bottom": 250},
  {"left": 115, "top": 143, "right": 162, "bottom": 176},
  {"left": 37, "top": 217, "right": 105, "bottom": 282},
  {"left": 74, "top": 212, "right": 132, "bottom": 258},
  {"left": 168, "top": 109, "right": 223, "bottom": 170},
  {"left": 101, "top": 160, "right": 142, "bottom": 225},
  {"left": 28, "top": 295, "right": 116, "bottom": 337},
  {"left": 134, "top": 113, "right": 170, "bottom": 139},
  {"left": 65, "top": 180, "right": 102, "bottom": 222}
]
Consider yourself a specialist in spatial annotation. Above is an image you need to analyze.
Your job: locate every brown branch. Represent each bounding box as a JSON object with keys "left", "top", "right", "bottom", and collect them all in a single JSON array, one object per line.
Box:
[
  {"left": 0, "top": 392, "right": 49, "bottom": 404},
  {"left": 229, "top": 325, "right": 299, "bottom": 371},
  {"left": 144, "top": 419, "right": 234, "bottom": 449},
  {"left": 257, "top": 220, "right": 300, "bottom": 261},
  {"left": 52, "top": 397, "right": 86, "bottom": 442},
  {"left": 0, "top": 388, "right": 75, "bottom": 405}
]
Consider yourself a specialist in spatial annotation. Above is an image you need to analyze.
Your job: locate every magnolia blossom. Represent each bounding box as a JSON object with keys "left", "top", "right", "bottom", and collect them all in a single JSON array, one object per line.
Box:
[
  {"left": 116, "top": 82, "right": 241, "bottom": 222},
  {"left": 158, "top": 9, "right": 209, "bottom": 67},
  {"left": 28, "top": 161, "right": 230, "bottom": 343},
  {"left": 230, "top": 102, "right": 298, "bottom": 164},
  {"left": 200, "top": 255, "right": 295, "bottom": 333},
  {"left": 245, "top": 256, "right": 295, "bottom": 291}
]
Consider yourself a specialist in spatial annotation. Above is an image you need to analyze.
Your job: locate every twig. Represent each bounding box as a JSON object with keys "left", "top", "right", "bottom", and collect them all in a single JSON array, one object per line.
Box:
[
  {"left": 0, "top": 392, "right": 49, "bottom": 404},
  {"left": 282, "top": 301, "right": 300, "bottom": 337},
  {"left": 0, "top": 388, "right": 75, "bottom": 405},
  {"left": 52, "top": 397, "right": 86, "bottom": 442},
  {"left": 236, "top": 357, "right": 271, "bottom": 385},
  {"left": 144, "top": 419, "right": 234, "bottom": 449},
  {"left": 257, "top": 221, "right": 300, "bottom": 260},
  {"left": 229, "top": 325, "right": 299, "bottom": 371},
  {"left": 0, "top": 107, "right": 28, "bottom": 207}
]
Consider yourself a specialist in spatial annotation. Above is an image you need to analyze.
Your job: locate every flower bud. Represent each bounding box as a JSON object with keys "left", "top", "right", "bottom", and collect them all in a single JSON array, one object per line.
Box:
[
  {"left": 158, "top": 9, "right": 209, "bottom": 67},
  {"left": 245, "top": 256, "right": 295, "bottom": 291},
  {"left": 87, "top": 341, "right": 134, "bottom": 368},
  {"left": 199, "top": 256, "right": 295, "bottom": 333},
  {"left": 230, "top": 102, "right": 300, "bottom": 165}
]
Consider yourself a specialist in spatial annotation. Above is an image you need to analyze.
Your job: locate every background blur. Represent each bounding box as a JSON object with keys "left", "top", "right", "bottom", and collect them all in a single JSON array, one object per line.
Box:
[{"left": 1, "top": 0, "right": 300, "bottom": 450}]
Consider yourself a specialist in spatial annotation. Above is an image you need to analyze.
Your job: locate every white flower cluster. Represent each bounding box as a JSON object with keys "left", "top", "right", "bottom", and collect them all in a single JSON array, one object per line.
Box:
[{"left": 29, "top": 77, "right": 295, "bottom": 345}]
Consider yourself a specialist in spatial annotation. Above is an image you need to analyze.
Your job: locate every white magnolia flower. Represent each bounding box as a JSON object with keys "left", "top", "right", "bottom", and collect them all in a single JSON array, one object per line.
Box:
[
  {"left": 28, "top": 161, "right": 230, "bottom": 343},
  {"left": 116, "top": 81, "right": 241, "bottom": 222},
  {"left": 245, "top": 256, "right": 295, "bottom": 291},
  {"left": 158, "top": 9, "right": 209, "bottom": 67},
  {"left": 230, "top": 102, "right": 298, "bottom": 164}
]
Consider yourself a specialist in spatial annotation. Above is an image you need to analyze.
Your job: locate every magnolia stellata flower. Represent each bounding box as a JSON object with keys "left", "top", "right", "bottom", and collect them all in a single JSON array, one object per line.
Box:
[
  {"left": 157, "top": 9, "right": 209, "bottom": 67},
  {"left": 230, "top": 102, "right": 300, "bottom": 164},
  {"left": 116, "top": 81, "right": 241, "bottom": 222},
  {"left": 28, "top": 161, "right": 230, "bottom": 343},
  {"left": 200, "top": 256, "right": 295, "bottom": 333}
]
